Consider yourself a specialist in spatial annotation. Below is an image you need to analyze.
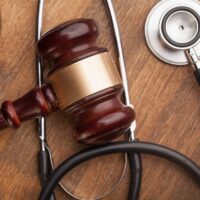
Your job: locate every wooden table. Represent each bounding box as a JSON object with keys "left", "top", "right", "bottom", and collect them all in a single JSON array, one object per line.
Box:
[{"left": 0, "top": 0, "right": 200, "bottom": 199}]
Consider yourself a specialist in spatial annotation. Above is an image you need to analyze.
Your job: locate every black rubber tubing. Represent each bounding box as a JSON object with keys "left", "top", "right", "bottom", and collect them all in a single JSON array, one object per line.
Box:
[
  {"left": 128, "top": 152, "right": 142, "bottom": 200},
  {"left": 38, "top": 150, "right": 56, "bottom": 200},
  {"left": 39, "top": 141, "right": 200, "bottom": 200}
]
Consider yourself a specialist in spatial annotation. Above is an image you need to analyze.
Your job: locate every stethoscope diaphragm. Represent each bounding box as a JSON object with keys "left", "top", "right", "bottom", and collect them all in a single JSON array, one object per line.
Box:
[
  {"left": 145, "top": 0, "right": 200, "bottom": 66},
  {"left": 160, "top": 7, "right": 200, "bottom": 49}
]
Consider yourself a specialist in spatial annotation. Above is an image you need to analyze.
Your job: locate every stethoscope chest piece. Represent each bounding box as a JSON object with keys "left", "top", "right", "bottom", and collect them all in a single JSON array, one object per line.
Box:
[{"left": 145, "top": 0, "right": 200, "bottom": 66}]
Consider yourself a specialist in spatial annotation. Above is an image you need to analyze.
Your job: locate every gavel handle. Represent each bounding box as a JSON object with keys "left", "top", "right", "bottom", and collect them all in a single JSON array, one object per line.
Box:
[{"left": 0, "top": 84, "right": 59, "bottom": 130}]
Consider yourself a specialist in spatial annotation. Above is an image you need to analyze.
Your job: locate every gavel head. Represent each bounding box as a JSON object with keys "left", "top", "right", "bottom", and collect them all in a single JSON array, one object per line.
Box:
[
  {"left": 37, "top": 18, "right": 135, "bottom": 144},
  {"left": 37, "top": 19, "right": 106, "bottom": 73},
  {"left": 0, "top": 19, "right": 135, "bottom": 145}
]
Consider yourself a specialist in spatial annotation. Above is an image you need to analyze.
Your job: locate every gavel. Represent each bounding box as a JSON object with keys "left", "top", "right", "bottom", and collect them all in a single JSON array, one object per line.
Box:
[{"left": 0, "top": 19, "right": 135, "bottom": 144}]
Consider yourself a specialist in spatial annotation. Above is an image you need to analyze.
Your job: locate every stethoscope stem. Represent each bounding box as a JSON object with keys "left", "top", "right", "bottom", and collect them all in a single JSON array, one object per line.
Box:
[
  {"left": 186, "top": 48, "right": 200, "bottom": 70},
  {"left": 186, "top": 48, "right": 200, "bottom": 85}
]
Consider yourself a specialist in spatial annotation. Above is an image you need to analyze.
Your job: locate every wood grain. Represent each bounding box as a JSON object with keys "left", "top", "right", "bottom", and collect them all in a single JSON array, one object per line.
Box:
[{"left": 0, "top": 0, "right": 199, "bottom": 199}]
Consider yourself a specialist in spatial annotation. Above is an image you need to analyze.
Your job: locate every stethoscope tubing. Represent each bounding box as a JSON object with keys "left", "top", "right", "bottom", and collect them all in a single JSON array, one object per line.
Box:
[
  {"left": 39, "top": 141, "right": 200, "bottom": 200},
  {"left": 127, "top": 152, "right": 142, "bottom": 200}
]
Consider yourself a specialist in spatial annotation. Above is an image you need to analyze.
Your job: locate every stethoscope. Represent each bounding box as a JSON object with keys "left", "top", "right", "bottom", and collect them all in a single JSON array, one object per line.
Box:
[
  {"left": 36, "top": 1, "right": 141, "bottom": 200},
  {"left": 36, "top": 0, "right": 200, "bottom": 200}
]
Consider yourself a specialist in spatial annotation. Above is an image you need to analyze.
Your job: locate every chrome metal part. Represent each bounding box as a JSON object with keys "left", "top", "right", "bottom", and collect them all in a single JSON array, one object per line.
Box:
[
  {"left": 105, "top": 0, "right": 136, "bottom": 140},
  {"left": 145, "top": 0, "right": 200, "bottom": 65}
]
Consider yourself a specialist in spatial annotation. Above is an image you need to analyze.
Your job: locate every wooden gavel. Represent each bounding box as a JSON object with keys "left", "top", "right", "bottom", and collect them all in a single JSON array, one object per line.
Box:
[{"left": 0, "top": 19, "right": 135, "bottom": 144}]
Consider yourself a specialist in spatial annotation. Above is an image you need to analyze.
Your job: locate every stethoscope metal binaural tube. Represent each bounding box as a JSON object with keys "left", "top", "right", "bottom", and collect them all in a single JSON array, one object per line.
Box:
[
  {"left": 104, "top": 0, "right": 136, "bottom": 140},
  {"left": 36, "top": 2, "right": 57, "bottom": 200},
  {"left": 36, "top": 1, "right": 56, "bottom": 200},
  {"left": 36, "top": 0, "right": 137, "bottom": 160},
  {"left": 36, "top": 1, "right": 137, "bottom": 200},
  {"left": 104, "top": 1, "right": 142, "bottom": 200},
  {"left": 36, "top": 0, "right": 46, "bottom": 152}
]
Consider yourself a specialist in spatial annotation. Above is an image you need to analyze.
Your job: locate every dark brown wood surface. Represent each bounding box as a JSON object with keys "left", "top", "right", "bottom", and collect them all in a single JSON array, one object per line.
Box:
[{"left": 0, "top": 0, "right": 199, "bottom": 199}]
